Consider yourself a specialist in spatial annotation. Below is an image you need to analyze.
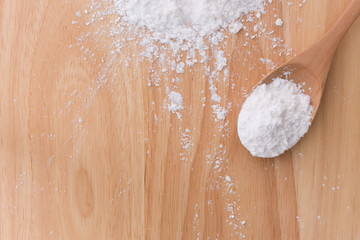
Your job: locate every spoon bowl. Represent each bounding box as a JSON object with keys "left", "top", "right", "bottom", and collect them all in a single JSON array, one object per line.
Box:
[{"left": 257, "top": 63, "right": 322, "bottom": 119}]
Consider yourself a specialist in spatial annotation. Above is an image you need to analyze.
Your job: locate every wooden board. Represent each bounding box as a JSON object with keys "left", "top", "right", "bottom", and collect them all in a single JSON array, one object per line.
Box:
[{"left": 1, "top": 0, "right": 360, "bottom": 239}]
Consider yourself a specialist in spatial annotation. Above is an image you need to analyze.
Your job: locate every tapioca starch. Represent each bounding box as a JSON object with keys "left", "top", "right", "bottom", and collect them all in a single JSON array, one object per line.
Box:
[{"left": 237, "top": 78, "right": 313, "bottom": 158}]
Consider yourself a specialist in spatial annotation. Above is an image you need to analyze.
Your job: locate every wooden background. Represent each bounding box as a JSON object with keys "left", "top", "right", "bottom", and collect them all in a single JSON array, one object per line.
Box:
[{"left": 1, "top": 0, "right": 360, "bottom": 239}]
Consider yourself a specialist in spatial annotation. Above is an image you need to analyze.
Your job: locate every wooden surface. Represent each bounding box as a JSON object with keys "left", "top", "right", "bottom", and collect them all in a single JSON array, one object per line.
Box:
[{"left": 1, "top": 0, "right": 360, "bottom": 239}]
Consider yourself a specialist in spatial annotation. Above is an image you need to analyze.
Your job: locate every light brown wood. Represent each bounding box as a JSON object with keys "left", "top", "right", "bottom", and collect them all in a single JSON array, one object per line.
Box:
[
  {"left": 1, "top": 0, "right": 360, "bottom": 239},
  {"left": 257, "top": 0, "right": 360, "bottom": 118}
]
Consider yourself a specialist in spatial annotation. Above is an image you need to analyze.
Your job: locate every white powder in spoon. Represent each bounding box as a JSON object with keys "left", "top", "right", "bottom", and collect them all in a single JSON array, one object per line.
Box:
[{"left": 237, "top": 78, "right": 313, "bottom": 158}]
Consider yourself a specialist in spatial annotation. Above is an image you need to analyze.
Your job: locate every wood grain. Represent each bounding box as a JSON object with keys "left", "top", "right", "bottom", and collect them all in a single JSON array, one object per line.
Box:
[{"left": 1, "top": 0, "right": 359, "bottom": 239}]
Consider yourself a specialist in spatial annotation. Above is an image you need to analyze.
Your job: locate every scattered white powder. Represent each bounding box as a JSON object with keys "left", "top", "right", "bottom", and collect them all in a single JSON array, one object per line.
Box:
[
  {"left": 180, "top": 128, "right": 193, "bottom": 162},
  {"left": 210, "top": 84, "right": 222, "bottom": 103},
  {"left": 168, "top": 91, "right": 184, "bottom": 113},
  {"left": 215, "top": 50, "right": 227, "bottom": 71},
  {"left": 225, "top": 175, "right": 232, "bottom": 182},
  {"left": 75, "top": 11, "right": 82, "bottom": 17},
  {"left": 229, "top": 22, "right": 244, "bottom": 34},
  {"left": 176, "top": 62, "right": 185, "bottom": 74},
  {"left": 275, "top": 18, "right": 283, "bottom": 26},
  {"left": 260, "top": 57, "right": 277, "bottom": 69},
  {"left": 237, "top": 78, "right": 313, "bottom": 158},
  {"left": 212, "top": 105, "right": 229, "bottom": 121}
]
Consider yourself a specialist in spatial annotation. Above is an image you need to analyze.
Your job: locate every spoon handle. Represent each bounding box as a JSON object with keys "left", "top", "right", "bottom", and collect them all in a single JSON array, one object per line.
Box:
[
  {"left": 324, "top": 0, "right": 360, "bottom": 51},
  {"left": 298, "top": 0, "right": 360, "bottom": 82}
]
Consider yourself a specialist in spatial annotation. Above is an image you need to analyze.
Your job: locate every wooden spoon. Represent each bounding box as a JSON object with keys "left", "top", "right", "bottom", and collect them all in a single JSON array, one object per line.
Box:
[{"left": 255, "top": 0, "right": 360, "bottom": 119}]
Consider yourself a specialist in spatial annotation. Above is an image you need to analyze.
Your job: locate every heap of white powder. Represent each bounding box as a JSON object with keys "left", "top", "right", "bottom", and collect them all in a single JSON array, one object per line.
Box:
[
  {"left": 115, "top": 0, "right": 266, "bottom": 51},
  {"left": 237, "top": 78, "right": 313, "bottom": 158}
]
